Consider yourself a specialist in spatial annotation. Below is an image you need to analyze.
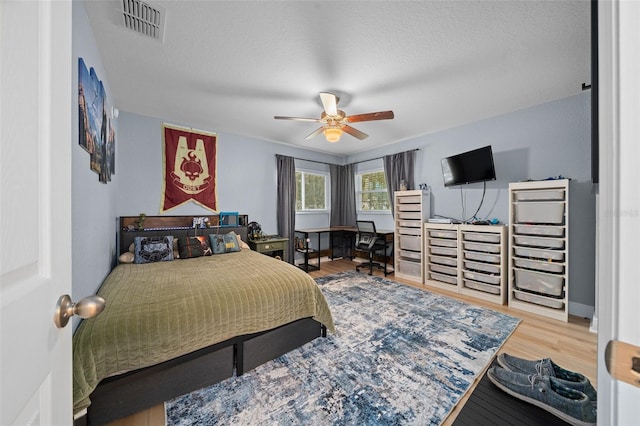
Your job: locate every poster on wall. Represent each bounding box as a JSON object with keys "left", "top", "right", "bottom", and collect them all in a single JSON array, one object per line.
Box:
[
  {"left": 161, "top": 123, "right": 218, "bottom": 213},
  {"left": 78, "top": 57, "right": 116, "bottom": 184}
]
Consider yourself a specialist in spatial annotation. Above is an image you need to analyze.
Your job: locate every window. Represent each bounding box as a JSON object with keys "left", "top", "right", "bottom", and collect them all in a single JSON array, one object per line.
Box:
[
  {"left": 295, "top": 170, "right": 327, "bottom": 211},
  {"left": 357, "top": 170, "right": 390, "bottom": 211}
]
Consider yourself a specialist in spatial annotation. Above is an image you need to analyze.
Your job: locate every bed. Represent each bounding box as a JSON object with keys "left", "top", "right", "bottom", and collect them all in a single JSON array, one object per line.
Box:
[{"left": 73, "top": 216, "right": 335, "bottom": 425}]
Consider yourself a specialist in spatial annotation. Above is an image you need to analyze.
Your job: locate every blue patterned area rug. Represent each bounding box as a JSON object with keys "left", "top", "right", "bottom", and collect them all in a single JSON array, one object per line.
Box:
[{"left": 166, "top": 271, "right": 520, "bottom": 425}]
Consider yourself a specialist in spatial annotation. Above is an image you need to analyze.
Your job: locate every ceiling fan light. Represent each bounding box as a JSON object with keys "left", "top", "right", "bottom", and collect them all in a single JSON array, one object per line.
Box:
[{"left": 324, "top": 127, "right": 343, "bottom": 143}]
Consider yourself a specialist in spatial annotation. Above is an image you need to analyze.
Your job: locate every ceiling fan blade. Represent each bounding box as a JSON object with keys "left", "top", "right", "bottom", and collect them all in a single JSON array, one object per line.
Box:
[
  {"left": 274, "top": 116, "right": 321, "bottom": 122},
  {"left": 346, "top": 110, "right": 394, "bottom": 123},
  {"left": 342, "top": 125, "right": 369, "bottom": 140},
  {"left": 305, "top": 127, "right": 326, "bottom": 140},
  {"left": 319, "top": 92, "right": 338, "bottom": 116}
]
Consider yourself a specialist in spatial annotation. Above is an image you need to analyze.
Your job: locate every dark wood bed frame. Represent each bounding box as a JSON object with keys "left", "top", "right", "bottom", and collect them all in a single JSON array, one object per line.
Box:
[{"left": 76, "top": 216, "right": 327, "bottom": 426}]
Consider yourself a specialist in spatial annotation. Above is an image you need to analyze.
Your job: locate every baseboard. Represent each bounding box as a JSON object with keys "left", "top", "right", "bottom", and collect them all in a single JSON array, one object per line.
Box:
[{"left": 568, "top": 301, "right": 595, "bottom": 321}]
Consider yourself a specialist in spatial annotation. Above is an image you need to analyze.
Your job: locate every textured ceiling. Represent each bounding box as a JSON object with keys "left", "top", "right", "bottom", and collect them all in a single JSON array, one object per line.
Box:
[{"left": 83, "top": 1, "right": 591, "bottom": 156}]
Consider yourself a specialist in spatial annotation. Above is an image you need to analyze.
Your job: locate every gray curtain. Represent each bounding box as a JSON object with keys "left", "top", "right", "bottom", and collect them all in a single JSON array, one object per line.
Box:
[
  {"left": 383, "top": 150, "right": 416, "bottom": 217},
  {"left": 330, "top": 164, "right": 357, "bottom": 227},
  {"left": 276, "top": 155, "right": 296, "bottom": 263}
]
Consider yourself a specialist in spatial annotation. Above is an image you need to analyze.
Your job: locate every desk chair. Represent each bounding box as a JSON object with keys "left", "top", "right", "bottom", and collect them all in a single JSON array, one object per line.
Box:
[{"left": 355, "top": 220, "right": 387, "bottom": 275}]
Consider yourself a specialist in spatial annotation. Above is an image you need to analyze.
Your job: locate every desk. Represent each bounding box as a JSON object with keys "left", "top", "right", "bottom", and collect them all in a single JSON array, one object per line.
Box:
[
  {"left": 248, "top": 236, "right": 288, "bottom": 262},
  {"left": 294, "top": 227, "right": 394, "bottom": 276}
]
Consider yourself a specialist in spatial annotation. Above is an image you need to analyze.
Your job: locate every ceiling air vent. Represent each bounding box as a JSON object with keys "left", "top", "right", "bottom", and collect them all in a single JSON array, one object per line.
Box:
[{"left": 121, "top": 0, "right": 166, "bottom": 42}]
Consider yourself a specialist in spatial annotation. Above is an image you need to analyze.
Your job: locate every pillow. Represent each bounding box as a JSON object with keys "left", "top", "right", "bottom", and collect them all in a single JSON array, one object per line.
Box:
[
  {"left": 119, "top": 252, "right": 135, "bottom": 264},
  {"left": 177, "top": 237, "right": 204, "bottom": 259},
  {"left": 224, "top": 232, "right": 241, "bottom": 252},
  {"left": 134, "top": 236, "right": 174, "bottom": 264},
  {"left": 208, "top": 232, "right": 241, "bottom": 254},
  {"left": 236, "top": 233, "right": 251, "bottom": 250},
  {"left": 194, "top": 235, "right": 212, "bottom": 256},
  {"left": 209, "top": 233, "right": 227, "bottom": 254}
]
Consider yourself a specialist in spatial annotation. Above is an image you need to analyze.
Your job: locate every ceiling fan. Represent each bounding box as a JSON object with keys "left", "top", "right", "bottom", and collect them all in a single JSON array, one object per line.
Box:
[{"left": 274, "top": 92, "right": 394, "bottom": 143}]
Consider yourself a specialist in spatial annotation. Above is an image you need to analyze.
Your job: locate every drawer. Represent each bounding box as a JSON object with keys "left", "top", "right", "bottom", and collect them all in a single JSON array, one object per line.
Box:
[
  {"left": 429, "top": 255, "right": 458, "bottom": 267},
  {"left": 397, "top": 195, "right": 422, "bottom": 204},
  {"left": 513, "top": 189, "right": 565, "bottom": 201},
  {"left": 430, "top": 264, "right": 457, "bottom": 276},
  {"left": 513, "top": 224, "right": 565, "bottom": 237},
  {"left": 429, "top": 229, "right": 457, "bottom": 239},
  {"left": 513, "top": 235, "right": 565, "bottom": 249},
  {"left": 399, "top": 250, "right": 421, "bottom": 261},
  {"left": 514, "top": 202, "right": 565, "bottom": 225},
  {"left": 429, "top": 238, "right": 457, "bottom": 248},
  {"left": 463, "top": 270, "right": 500, "bottom": 285},
  {"left": 430, "top": 246, "right": 457, "bottom": 257},
  {"left": 463, "top": 279, "right": 501, "bottom": 295},
  {"left": 397, "top": 212, "right": 422, "bottom": 220},
  {"left": 514, "top": 268, "right": 564, "bottom": 296},
  {"left": 513, "top": 257, "right": 565, "bottom": 274},
  {"left": 463, "top": 260, "right": 501, "bottom": 275},
  {"left": 513, "top": 246, "right": 565, "bottom": 262},
  {"left": 513, "top": 289, "right": 564, "bottom": 309},
  {"left": 397, "top": 204, "right": 421, "bottom": 212},
  {"left": 463, "top": 241, "right": 500, "bottom": 254},
  {"left": 398, "top": 220, "right": 421, "bottom": 228},
  {"left": 463, "top": 250, "right": 501, "bottom": 264},
  {"left": 462, "top": 232, "right": 501, "bottom": 244},
  {"left": 429, "top": 272, "right": 458, "bottom": 285},
  {"left": 399, "top": 235, "right": 421, "bottom": 251},
  {"left": 397, "top": 259, "right": 422, "bottom": 277},
  {"left": 398, "top": 226, "right": 422, "bottom": 236},
  {"left": 260, "top": 241, "right": 286, "bottom": 250}
]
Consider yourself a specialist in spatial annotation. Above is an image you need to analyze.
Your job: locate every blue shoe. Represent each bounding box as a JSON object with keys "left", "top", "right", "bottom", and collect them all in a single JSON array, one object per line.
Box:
[
  {"left": 497, "top": 353, "right": 597, "bottom": 407},
  {"left": 487, "top": 366, "right": 596, "bottom": 426}
]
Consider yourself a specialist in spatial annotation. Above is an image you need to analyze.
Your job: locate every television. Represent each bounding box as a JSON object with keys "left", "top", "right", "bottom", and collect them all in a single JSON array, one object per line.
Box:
[{"left": 441, "top": 145, "right": 496, "bottom": 187}]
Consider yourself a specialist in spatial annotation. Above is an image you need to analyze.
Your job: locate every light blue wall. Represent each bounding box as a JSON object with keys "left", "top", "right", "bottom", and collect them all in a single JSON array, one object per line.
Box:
[
  {"left": 346, "top": 92, "right": 595, "bottom": 312},
  {"left": 347, "top": 92, "right": 592, "bottom": 226},
  {"left": 116, "top": 113, "right": 342, "bottom": 236},
  {"left": 71, "top": 2, "right": 119, "bottom": 317}
]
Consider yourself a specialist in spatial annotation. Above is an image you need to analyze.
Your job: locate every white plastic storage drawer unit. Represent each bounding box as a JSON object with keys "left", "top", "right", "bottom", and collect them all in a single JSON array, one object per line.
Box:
[
  {"left": 393, "top": 190, "right": 430, "bottom": 284},
  {"left": 508, "top": 179, "right": 570, "bottom": 322},
  {"left": 426, "top": 223, "right": 507, "bottom": 305}
]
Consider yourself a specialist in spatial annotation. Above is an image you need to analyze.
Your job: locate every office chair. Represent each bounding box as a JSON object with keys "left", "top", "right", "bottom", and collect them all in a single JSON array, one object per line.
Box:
[{"left": 355, "top": 220, "right": 387, "bottom": 275}]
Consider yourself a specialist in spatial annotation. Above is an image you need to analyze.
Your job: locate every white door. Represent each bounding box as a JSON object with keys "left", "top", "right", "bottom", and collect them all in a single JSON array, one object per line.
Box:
[
  {"left": 597, "top": 1, "right": 640, "bottom": 424},
  {"left": 0, "top": 1, "right": 73, "bottom": 425}
]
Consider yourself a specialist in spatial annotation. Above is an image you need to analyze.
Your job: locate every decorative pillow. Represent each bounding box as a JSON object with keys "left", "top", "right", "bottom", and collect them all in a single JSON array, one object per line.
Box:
[
  {"left": 177, "top": 237, "right": 204, "bottom": 259},
  {"left": 209, "top": 233, "right": 227, "bottom": 254},
  {"left": 208, "top": 232, "right": 241, "bottom": 254},
  {"left": 194, "top": 235, "right": 212, "bottom": 256},
  {"left": 224, "top": 232, "right": 241, "bottom": 252},
  {"left": 119, "top": 252, "right": 135, "bottom": 264},
  {"left": 134, "top": 236, "right": 174, "bottom": 264}
]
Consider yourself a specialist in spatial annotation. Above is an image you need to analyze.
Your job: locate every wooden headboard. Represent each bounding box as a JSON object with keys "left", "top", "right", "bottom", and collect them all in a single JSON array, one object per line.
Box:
[{"left": 119, "top": 215, "right": 249, "bottom": 255}]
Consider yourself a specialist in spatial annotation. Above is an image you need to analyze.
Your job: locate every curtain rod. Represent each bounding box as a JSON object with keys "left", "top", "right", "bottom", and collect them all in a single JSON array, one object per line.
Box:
[{"left": 282, "top": 148, "right": 420, "bottom": 167}]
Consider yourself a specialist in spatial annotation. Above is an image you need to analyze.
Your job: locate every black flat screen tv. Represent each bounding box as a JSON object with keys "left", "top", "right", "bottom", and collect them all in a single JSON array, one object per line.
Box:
[{"left": 441, "top": 145, "right": 496, "bottom": 187}]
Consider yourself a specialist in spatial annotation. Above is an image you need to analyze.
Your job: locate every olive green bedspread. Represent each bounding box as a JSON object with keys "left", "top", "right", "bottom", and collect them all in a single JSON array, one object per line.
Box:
[{"left": 72, "top": 249, "right": 334, "bottom": 414}]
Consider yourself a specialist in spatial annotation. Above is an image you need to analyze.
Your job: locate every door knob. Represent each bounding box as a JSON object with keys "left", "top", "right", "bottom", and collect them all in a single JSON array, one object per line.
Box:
[
  {"left": 54, "top": 294, "right": 106, "bottom": 328},
  {"left": 605, "top": 340, "right": 640, "bottom": 387}
]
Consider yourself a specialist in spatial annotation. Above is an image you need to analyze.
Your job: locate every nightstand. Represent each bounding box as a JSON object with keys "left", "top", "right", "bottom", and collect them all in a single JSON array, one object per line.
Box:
[{"left": 248, "top": 236, "right": 288, "bottom": 262}]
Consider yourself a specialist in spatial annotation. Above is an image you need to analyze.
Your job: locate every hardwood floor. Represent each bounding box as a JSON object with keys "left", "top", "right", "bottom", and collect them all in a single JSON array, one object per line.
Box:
[{"left": 107, "top": 258, "right": 597, "bottom": 426}]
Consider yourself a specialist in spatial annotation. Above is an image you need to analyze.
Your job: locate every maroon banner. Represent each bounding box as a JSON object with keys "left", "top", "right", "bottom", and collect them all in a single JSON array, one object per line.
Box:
[{"left": 161, "top": 124, "right": 217, "bottom": 212}]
